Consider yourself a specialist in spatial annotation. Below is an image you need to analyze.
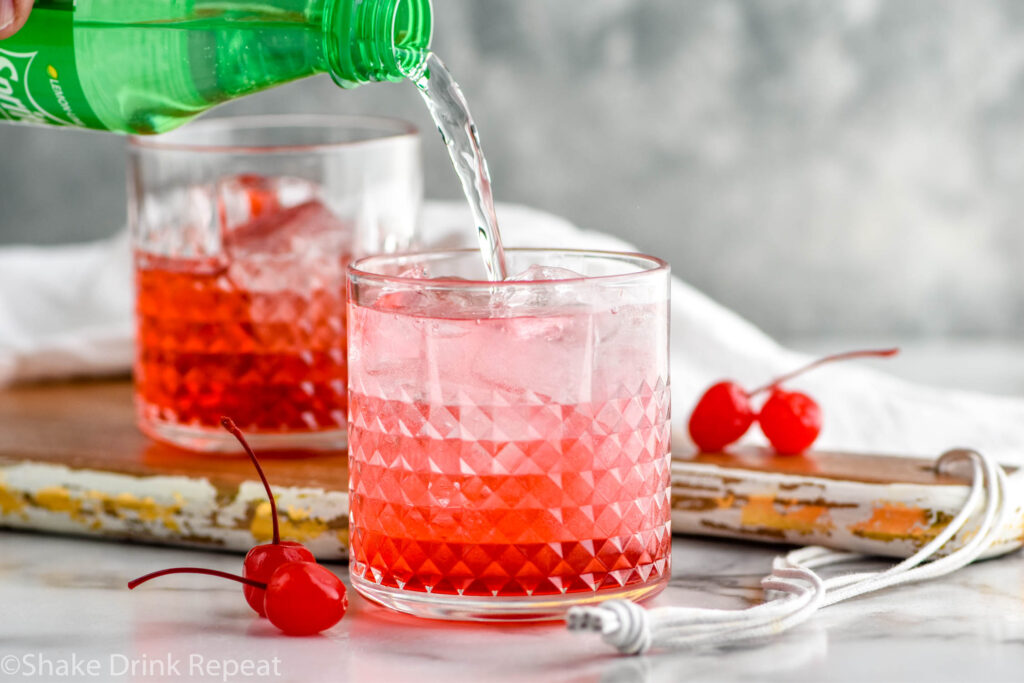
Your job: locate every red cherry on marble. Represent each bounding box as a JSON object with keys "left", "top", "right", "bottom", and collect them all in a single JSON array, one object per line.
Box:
[
  {"left": 242, "top": 542, "right": 315, "bottom": 617},
  {"left": 127, "top": 420, "right": 344, "bottom": 635},
  {"left": 221, "top": 417, "right": 316, "bottom": 616},
  {"left": 264, "top": 561, "right": 348, "bottom": 636},
  {"left": 128, "top": 561, "right": 347, "bottom": 636}
]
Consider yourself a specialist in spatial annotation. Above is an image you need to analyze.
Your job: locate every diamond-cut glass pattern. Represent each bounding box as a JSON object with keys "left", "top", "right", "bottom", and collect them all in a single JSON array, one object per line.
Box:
[
  {"left": 349, "top": 378, "right": 672, "bottom": 598},
  {"left": 135, "top": 251, "right": 349, "bottom": 433}
]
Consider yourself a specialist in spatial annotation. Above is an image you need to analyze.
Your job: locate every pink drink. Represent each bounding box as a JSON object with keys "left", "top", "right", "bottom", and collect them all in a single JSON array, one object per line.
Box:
[{"left": 347, "top": 251, "right": 672, "bottom": 619}]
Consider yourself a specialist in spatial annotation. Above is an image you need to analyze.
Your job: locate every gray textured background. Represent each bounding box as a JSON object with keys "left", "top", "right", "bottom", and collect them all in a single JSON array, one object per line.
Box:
[{"left": 1, "top": 0, "right": 1021, "bottom": 341}]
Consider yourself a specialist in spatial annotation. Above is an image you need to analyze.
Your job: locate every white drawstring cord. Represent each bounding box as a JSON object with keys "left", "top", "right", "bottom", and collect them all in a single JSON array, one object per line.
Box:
[{"left": 566, "top": 449, "right": 1011, "bottom": 655}]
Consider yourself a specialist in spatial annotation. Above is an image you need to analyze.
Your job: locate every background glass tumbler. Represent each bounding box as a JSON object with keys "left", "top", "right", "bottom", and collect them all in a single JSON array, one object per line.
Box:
[
  {"left": 347, "top": 249, "right": 672, "bottom": 620},
  {"left": 129, "top": 115, "right": 422, "bottom": 452}
]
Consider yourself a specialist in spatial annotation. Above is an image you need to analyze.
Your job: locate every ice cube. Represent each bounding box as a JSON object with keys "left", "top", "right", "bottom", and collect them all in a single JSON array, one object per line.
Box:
[
  {"left": 398, "top": 264, "right": 430, "bottom": 279},
  {"left": 225, "top": 200, "right": 352, "bottom": 258},
  {"left": 217, "top": 174, "right": 319, "bottom": 234},
  {"left": 369, "top": 266, "right": 490, "bottom": 317},
  {"left": 506, "top": 264, "right": 585, "bottom": 282},
  {"left": 136, "top": 184, "right": 222, "bottom": 263},
  {"left": 498, "top": 264, "right": 590, "bottom": 313},
  {"left": 222, "top": 199, "right": 352, "bottom": 294},
  {"left": 416, "top": 288, "right": 491, "bottom": 322}
]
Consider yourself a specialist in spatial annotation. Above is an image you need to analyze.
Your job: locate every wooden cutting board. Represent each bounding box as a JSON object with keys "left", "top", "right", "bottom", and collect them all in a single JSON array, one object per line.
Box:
[
  {"left": 1, "top": 380, "right": 1021, "bottom": 561},
  {"left": 672, "top": 450, "right": 1023, "bottom": 559},
  {"left": 0, "top": 380, "right": 350, "bottom": 558}
]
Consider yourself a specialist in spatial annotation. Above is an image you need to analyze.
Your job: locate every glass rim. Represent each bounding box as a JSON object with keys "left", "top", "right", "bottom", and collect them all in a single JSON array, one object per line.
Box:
[
  {"left": 348, "top": 247, "right": 670, "bottom": 289},
  {"left": 128, "top": 114, "right": 419, "bottom": 154}
]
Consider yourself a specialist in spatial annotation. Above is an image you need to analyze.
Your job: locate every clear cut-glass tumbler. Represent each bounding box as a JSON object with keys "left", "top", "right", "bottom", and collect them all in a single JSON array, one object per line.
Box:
[
  {"left": 346, "top": 248, "right": 672, "bottom": 620},
  {"left": 129, "top": 114, "right": 422, "bottom": 452}
]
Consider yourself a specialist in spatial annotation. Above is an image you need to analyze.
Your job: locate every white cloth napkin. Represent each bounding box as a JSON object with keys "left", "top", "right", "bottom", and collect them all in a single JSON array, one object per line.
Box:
[{"left": 3, "top": 201, "right": 1024, "bottom": 464}]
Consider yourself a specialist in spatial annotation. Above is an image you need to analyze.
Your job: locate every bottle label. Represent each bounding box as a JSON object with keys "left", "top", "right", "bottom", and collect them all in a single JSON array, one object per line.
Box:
[{"left": 0, "top": 6, "right": 105, "bottom": 129}]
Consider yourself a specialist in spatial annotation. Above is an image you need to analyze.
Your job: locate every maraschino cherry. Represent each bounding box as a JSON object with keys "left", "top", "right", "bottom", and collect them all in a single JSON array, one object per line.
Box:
[
  {"left": 688, "top": 348, "right": 899, "bottom": 455},
  {"left": 263, "top": 562, "right": 348, "bottom": 636},
  {"left": 687, "top": 381, "right": 757, "bottom": 453},
  {"left": 220, "top": 417, "right": 315, "bottom": 616},
  {"left": 128, "top": 419, "right": 347, "bottom": 636},
  {"left": 758, "top": 388, "right": 822, "bottom": 454},
  {"left": 128, "top": 562, "right": 347, "bottom": 636}
]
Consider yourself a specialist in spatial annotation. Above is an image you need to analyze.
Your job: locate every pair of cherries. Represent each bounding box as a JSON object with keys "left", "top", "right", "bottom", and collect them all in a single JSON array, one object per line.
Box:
[
  {"left": 128, "top": 418, "right": 347, "bottom": 636},
  {"left": 688, "top": 348, "right": 898, "bottom": 454}
]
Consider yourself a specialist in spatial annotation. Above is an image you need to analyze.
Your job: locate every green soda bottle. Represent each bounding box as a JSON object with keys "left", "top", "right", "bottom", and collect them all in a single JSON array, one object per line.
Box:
[{"left": 0, "top": 0, "right": 431, "bottom": 134}]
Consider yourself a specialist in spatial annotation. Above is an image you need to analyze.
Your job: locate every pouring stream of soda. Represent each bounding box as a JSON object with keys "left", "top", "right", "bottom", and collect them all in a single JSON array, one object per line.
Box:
[{"left": 407, "top": 53, "right": 509, "bottom": 281}]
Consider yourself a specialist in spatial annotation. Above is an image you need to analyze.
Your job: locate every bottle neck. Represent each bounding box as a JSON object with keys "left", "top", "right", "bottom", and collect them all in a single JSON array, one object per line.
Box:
[{"left": 325, "top": 0, "right": 432, "bottom": 87}]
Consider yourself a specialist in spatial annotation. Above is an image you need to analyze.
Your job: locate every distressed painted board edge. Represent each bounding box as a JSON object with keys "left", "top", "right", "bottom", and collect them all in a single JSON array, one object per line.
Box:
[
  {"left": 671, "top": 459, "right": 1024, "bottom": 559},
  {"left": 0, "top": 458, "right": 350, "bottom": 559}
]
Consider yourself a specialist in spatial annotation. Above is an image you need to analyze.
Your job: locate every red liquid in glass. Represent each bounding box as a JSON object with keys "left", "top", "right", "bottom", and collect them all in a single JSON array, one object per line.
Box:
[
  {"left": 347, "top": 302, "right": 672, "bottom": 597},
  {"left": 135, "top": 192, "right": 350, "bottom": 437}
]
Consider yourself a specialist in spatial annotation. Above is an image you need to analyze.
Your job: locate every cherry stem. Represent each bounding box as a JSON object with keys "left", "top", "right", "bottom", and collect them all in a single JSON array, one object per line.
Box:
[
  {"left": 128, "top": 567, "right": 267, "bottom": 591},
  {"left": 221, "top": 416, "right": 279, "bottom": 545},
  {"left": 750, "top": 347, "right": 900, "bottom": 396}
]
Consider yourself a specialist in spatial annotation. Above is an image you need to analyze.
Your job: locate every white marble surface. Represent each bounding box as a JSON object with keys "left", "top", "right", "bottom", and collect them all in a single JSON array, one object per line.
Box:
[{"left": 1, "top": 530, "right": 1022, "bottom": 683}]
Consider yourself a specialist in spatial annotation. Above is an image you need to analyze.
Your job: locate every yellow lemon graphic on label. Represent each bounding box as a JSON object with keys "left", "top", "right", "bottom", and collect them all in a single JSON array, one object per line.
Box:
[{"left": 47, "top": 65, "right": 58, "bottom": 79}]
